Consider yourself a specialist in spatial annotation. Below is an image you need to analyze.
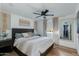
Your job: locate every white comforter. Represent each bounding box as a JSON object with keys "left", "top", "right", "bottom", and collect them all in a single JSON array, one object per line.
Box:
[{"left": 14, "top": 36, "right": 54, "bottom": 56}]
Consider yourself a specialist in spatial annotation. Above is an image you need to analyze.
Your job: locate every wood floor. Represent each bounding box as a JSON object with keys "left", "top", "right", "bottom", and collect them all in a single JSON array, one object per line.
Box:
[
  {"left": 47, "top": 45, "right": 78, "bottom": 56},
  {"left": 3, "top": 45, "right": 78, "bottom": 56}
]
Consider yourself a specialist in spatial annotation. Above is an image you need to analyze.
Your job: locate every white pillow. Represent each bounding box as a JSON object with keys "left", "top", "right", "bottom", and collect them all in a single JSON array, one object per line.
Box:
[
  {"left": 22, "top": 33, "right": 29, "bottom": 38},
  {"left": 28, "top": 32, "right": 33, "bottom": 36}
]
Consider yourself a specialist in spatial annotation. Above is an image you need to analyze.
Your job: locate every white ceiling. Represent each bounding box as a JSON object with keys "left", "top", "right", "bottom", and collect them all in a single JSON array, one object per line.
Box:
[{"left": 0, "top": 3, "right": 78, "bottom": 20}]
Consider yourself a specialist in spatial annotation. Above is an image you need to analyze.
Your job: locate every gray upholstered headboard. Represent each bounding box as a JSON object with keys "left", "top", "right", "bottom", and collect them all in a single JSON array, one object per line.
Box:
[{"left": 12, "top": 28, "right": 34, "bottom": 44}]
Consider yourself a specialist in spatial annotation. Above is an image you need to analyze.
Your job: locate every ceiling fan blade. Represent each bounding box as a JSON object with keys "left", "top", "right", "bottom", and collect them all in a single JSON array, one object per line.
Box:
[
  {"left": 36, "top": 15, "right": 41, "bottom": 18},
  {"left": 33, "top": 12, "right": 41, "bottom": 15},
  {"left": 45, "top": 14, "right": 54, "bottom": 16},
  {"left": 44, "top": 9, "right": 49, "bottom": 13}
]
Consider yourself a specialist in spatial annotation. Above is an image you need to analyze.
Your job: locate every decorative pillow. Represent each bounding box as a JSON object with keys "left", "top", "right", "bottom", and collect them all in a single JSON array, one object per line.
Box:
[
  {"left": 15, "top": 33, "right": 23, "bottom": 39},
  {"left": 22, "top": 33, "right": 29, "bottom": 38},
  {"left": 28, "top": 32, "right": 33, "bottom": 36}
]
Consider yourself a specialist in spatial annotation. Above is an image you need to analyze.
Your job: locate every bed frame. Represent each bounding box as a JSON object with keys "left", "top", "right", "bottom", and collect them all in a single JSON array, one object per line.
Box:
[{"left": 12, "top": 28, "right": 54, "bottom": 56}]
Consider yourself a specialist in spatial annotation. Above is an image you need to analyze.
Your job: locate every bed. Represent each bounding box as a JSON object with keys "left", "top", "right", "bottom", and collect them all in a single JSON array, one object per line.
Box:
[{"left": 12, "top": 28, "right": 54, "bottom": 56}]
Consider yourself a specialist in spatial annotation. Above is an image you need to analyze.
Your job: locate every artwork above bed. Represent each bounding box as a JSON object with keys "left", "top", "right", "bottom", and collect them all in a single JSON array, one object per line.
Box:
[
  {"left": 19, "top": 19, "right": 30, "bottom": 26},
  {"left": 11, "top": 14, "right": 34, "bottom": 28}
]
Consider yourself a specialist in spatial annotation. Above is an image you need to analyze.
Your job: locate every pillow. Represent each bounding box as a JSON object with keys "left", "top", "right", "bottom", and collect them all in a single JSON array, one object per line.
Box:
[
  {"left": 22, "top": 33, "right": 29, "bottom": 38},
  {"left": 28, "top": 32, "right": 33, "bottom": 36},
  {"left": 22, "top": 32, "right": 33, "bottom": 38},
  {"left": 15, "top": 33, "right": 23, "bottom": 39}
]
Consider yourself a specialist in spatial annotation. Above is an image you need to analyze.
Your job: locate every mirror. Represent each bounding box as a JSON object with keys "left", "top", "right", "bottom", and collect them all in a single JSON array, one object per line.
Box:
[{"left": 60, "top": 21, "right": 72, "bottom": 40}]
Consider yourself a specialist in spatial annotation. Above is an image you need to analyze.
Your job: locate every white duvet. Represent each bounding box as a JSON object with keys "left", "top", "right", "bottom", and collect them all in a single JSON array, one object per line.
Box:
[{"left": 14, "top": 36, "right": 54, "bottom": 56}]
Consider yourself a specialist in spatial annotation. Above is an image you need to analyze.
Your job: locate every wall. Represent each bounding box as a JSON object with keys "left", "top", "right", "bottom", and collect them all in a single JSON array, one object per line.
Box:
[
  {"left": 47, "top": 19, "right": 53, "bottom": 32},
  {"left": 11, "top": 14, "right": 34, "bottom": 29},
  {"left": 36, "top": 20, "right": 44, "bottom": 36},
  {"left": 0, "top": 10, "right": 35, "bottom": 32},
  {"left": 76, "top": 4, "right": 79, "bottom": 54},
  {"left": 67, "top": 5, "right": 79, "bottom": 53}
]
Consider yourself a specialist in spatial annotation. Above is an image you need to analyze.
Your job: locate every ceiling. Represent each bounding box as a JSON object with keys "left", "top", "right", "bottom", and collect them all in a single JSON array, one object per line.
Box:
[{"left": 0, "top": 3, "right": 78, "bottom": 20}]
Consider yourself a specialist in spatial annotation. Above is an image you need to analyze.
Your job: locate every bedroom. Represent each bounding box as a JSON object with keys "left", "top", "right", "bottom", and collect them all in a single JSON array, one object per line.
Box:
[{"left": 0, "top": 3, "right": 79, "bottom": 56}]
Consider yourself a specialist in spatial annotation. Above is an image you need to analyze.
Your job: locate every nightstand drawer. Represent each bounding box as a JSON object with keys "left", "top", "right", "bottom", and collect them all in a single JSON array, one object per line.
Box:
[
  {"left": 0, "top": 39, "right": 12, "bottom": 48},
  {"left": 0, "top": 39, "right": 13, "bottom": 52}
]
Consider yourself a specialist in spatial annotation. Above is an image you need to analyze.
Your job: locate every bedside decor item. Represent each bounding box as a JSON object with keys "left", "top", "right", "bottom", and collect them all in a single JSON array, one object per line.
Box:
[{"left": 0, "top": 32, "right": 8, "bottom": 37}]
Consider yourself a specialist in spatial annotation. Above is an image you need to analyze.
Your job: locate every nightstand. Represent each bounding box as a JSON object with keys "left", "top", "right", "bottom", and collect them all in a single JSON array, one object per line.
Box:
[{"left": 0, "top": 38, "right": 13, "bottom": 52}]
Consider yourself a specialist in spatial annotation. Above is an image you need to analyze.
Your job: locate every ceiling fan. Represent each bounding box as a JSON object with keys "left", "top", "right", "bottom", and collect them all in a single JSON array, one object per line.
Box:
[{"left": 33, "top": 9, "right": 54, "bottom": 18}]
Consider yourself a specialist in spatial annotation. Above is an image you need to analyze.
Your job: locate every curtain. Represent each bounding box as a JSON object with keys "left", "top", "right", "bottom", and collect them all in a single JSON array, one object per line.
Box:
[
  {"left": 34, "top": 20, "right": 38, "bottom": 34},
  {"left": 53, "top": 17, "right": 58, "bottom": 32},
  {"left": 43, "top": 17, "right": 47, "bottom": 36},
  {"left": 53, "top": 17, "right": 59, "bottom": 44},
  {"left": 0, "top": 12, "right": 2, "bottom": 33}
]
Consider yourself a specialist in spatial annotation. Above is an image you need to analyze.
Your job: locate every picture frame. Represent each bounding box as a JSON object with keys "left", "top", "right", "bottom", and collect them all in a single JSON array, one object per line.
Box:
[{"left": 19, "top": 19, "right": 30, "bottom": 26}]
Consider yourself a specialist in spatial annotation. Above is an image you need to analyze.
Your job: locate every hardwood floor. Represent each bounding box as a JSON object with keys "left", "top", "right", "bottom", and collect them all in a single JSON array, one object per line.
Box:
[
  {"left": 3, "top": 45, "right": 78, "bottom": 56},
  {"left": 47, "top": 45, "right": 78, "bottom": 56}
]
